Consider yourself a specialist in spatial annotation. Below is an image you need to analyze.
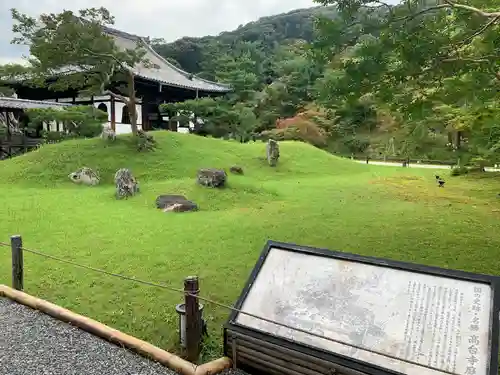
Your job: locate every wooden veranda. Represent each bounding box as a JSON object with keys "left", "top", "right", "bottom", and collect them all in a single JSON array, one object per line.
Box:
[{"left": 0, "top": 96, "right": 70, "bottom": 160}]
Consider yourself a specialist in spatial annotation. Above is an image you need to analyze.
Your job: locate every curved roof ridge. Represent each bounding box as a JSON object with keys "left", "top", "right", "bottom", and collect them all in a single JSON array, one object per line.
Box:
[
  {"left": 136, "top": 36, "right": 232, "bottom": 90},
  {"left": 102, "top": 26, "right": 231, "bottom": 92}
]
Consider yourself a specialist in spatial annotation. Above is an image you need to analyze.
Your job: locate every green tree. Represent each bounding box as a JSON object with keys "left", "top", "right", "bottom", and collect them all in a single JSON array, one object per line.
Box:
[
  {"left": 160, "top": 98, "right": 258, "bottom": 141},
  {"left": 26, "top": 105, "right": 107, "bottom": 139},
  {"left": 210, "top": 43, "right": 261, "bottom": 104},
  {"left": 3, "top": 7, "right": 155, "bottom": 136},
  {"left": 313, "top": 0, "right": 500, "bottom": 160},
  {"left": 255, "top": 42, "right": 323, "bottom": 129}
]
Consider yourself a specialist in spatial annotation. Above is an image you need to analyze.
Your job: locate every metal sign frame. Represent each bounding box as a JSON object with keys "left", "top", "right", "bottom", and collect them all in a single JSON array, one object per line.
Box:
[{"left": 224, "top": 240, "right": 500, "bottom": 375}]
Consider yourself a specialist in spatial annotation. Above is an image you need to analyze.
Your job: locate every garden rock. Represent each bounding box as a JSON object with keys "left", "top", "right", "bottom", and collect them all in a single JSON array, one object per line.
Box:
[
  {"left": 68, "top": 167, "right": 100, "bottom": 186},
  {"left": 156, "top": 195, "right": 198, "bottom": 213},
  {"left": 197, "top": 168, "right": 227, "bottom": 188},
  {"left": 101, "top": 126, "right": 116, "bottom": 141},
  {"left": 114, "top": 168, "right": 140, "bottom": 199},
  {"left": 266, "top": 139, "right": 280, "bottom": 167},
  {"left": 229, "top": 166, "right": 244, "bottom": 175}
]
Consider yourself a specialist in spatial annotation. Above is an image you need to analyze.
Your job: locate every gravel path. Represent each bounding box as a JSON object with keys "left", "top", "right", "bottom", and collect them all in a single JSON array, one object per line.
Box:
[
  {"left": 219, "top": 370, "right": 251, "bottom": 375},
  {"left": 0, "top": 297, "right": 178, "bottom": 375}
]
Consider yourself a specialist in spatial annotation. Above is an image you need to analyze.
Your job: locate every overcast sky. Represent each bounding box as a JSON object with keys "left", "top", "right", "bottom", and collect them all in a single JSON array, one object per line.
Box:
[{"left": 0, "top": 0, "right": 319, "bottom": 64}]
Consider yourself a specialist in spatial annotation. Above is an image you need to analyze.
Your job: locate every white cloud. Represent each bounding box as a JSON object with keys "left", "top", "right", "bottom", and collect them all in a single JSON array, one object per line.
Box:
[{"left": 0, "top": 0, "right": 318, "bottom": 63}]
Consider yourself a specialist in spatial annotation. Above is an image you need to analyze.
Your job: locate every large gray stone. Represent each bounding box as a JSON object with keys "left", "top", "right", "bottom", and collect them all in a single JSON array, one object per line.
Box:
[
  {"left": 114, "top": 168, "right": 140, "bottom": 199},
  {"left": 155, "top": 195, "right": 198, "bottom": 213},
  {"left": 266, "top": 139, "right": 280, "bottom": 167},
  {"left": 197, "top": 168, "right": 227, "bottom": 188},
  {"left": 68, "top": 167, "right": 100, "bottom": 186}
]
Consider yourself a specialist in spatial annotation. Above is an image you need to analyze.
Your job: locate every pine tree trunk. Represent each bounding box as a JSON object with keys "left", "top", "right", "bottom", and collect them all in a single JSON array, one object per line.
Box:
[{"left": 126, "top": 70, "right": 138, "bottom": 135}]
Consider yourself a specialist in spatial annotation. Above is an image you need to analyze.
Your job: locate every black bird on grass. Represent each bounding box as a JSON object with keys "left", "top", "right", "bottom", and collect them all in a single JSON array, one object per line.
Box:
[{"left": 434, "top": 175, "right": 445, "bottom": 187}]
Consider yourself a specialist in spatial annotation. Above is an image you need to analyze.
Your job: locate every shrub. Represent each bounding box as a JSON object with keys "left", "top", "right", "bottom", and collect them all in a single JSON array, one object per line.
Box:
[
  {"left": 26, "top": 105, "right": 106, "bottom": 139},
  {"left": 135, "top": 130, "right": 157, "bottom": 152},
  {"left": 450, "top": 166, "right": 469, "bottom": 176},
  {"left": 343, "top": 136, "right": 370, "bottom": 154},
  {"left": 270, "top": 117, "right": 328, "bottom": 147},
  {"left": 470, "top": 157, "right": 487, "bottom": 172},
  {"left": 41, "top": 131, "right": 74, "bottom": 143}
]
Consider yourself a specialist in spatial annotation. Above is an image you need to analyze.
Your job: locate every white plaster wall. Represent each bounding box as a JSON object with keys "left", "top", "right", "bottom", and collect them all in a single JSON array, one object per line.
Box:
[
  {"left": 39, "top": 97, "right": 206, "bottom": 135},
  {"left": 43, "top": 120, "right": 60, "bottom": 132},
  {"left": 92, "top": 100, "right": 143, "bottom": 135},
  {"left": 166, "top": 112, "right": 201, "bottom": 134}
]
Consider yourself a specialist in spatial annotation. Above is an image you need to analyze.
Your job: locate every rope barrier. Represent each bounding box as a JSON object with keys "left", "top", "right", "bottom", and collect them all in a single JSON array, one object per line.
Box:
[{"left": 0, "top": 239, "right": 458, "bottom": 374}]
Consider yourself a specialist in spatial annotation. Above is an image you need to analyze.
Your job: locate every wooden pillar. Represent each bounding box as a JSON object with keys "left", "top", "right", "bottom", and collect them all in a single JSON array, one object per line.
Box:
[
  {"left": 184, "top": 276, "right": 201, "bottom": 363},
  {"left": 11, "top": 235, "right": 23, "bottom": 291},
  {"left": 5, "top": 110, "right": 12, "bottom": 157},
  {"left": 141, "top": 102, "right": 149, "bottom": 131},
  {"left": 5, "top": 110, "right": 11, "bottom": 138},
  {"left": 110, "top": 95, "right": 116, "bottom": 132}
]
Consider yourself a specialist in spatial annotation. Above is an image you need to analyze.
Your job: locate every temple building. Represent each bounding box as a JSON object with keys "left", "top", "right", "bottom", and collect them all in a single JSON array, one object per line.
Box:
[{"left": 5, "top": 27, "right": 231, "bottom": 134}]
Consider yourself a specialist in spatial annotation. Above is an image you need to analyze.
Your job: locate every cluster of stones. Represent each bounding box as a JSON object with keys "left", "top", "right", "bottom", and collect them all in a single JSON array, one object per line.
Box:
[
  {"left": 68, "top": 139, "right": 281, "bottom": 213},
  {"left": 68, "top": 167, "right": 140, "bottom": 200}
]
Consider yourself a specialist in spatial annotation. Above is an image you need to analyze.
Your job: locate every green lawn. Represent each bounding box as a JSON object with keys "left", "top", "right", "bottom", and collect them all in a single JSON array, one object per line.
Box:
[{"left": 1, "top": 131, "right": 499, "bottom": 361}]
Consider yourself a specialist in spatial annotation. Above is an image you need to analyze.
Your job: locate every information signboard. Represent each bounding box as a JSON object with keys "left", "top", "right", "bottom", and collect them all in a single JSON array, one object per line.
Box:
[{"left": 227, "top": 241, "right": 500, "bottom": 375}]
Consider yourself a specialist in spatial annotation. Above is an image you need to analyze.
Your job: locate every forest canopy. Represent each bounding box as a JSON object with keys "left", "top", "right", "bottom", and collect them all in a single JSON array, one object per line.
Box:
[{"left": 154, "top": 1, "right": 499, "bottom": 165}]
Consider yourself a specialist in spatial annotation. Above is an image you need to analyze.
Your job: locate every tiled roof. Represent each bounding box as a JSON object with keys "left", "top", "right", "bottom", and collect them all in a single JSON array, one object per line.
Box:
[
  {"left": 104, "top": 27, "right": 232, "bottom": 93},
  {"left": 0, "top": 97, "right": 71, "bottom": 110}
]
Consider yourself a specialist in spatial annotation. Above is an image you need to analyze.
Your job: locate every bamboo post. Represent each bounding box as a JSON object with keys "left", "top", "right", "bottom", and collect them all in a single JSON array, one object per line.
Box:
[
  {"left": 11, "top": 235, "right": 23, "bottom": 291},
  {"left": 184, "top": 276, "right": 201, "bottom": 363}
]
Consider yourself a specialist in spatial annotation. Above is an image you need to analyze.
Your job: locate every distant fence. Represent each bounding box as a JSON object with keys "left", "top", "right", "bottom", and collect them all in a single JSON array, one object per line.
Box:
[
  {"left": 342, "top": 154, "right": 457, "bottom": 167},
  {"left": 0, "top": 234, "right": 393, "bottom": 369},
  {"left": 0, "top": 136, "right": 44, "bottom": 160}
]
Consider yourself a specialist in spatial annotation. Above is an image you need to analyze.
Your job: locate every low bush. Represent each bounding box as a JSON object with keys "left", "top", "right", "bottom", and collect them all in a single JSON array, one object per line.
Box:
[
  {"left": 450, "top": 166, "right": 469, "bottom": 176},
  {"left": 135, "top": 130, "right": 157, "bottom": 152},
  {"left": 262, "top": 117, "right": 328, "bottom": 147}
]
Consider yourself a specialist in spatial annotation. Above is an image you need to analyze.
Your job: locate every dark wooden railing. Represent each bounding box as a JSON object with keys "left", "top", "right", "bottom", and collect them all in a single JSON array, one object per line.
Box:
[{"left": 0, "top": 135, "right": 44, "bottom": 160}]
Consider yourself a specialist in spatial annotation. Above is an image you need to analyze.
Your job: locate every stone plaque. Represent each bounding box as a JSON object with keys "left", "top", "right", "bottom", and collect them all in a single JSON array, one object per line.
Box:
[{"left": 235, "top": 247, "right": 495, "bottom": 375}]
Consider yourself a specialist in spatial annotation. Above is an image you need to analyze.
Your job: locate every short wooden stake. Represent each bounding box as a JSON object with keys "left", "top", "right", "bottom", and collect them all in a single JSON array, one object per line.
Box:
[
  {"left": 11, "top": 235, "right": 23, "bottom": 291},
  {"left": 184, "top": 276, "right": 201, "bottom": 363}
]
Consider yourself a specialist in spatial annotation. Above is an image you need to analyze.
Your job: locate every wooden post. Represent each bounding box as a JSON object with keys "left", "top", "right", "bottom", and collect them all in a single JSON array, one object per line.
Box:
[
  {"left": 11, "top": 235, "right": 23, "bottom": 291},
  {"left": 110, "top": 95, "right": 116, "bottom": 132},
  {"left": 184, "top": 276, "right": 201, "bottom": 363},
  {"left": 5, "top": 110, "right": 11, "bottom": 139}
]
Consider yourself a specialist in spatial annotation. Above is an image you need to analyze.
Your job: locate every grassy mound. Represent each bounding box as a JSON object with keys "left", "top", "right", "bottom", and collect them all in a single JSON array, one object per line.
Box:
[
  {"left": 1, "top": 131, "right": 499, "bottom": 361},
  {"left": 0, "top": 131, "right": 363, "bottom": 186}
]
